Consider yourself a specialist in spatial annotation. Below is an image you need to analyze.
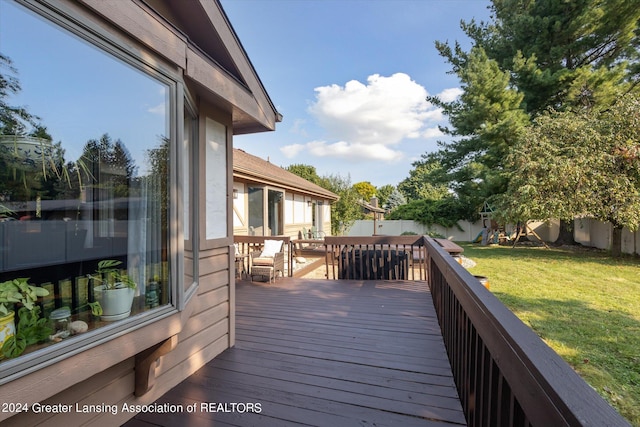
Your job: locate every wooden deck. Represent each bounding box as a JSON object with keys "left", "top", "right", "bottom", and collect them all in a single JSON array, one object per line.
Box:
[{"left": 124, "top": 278, "right": 466, "bottom": 427}]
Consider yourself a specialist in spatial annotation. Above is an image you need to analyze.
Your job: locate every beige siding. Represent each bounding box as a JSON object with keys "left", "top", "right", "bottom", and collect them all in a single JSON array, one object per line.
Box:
[
  {"left": 0, "top": 0, "right": 278, "bottom": 424},
  {"left": 232, "top": 183, "right": 333, "bottom": 239}
]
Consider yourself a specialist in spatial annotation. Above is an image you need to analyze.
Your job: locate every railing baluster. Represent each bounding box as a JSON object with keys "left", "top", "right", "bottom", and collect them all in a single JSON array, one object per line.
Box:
[{"left": 425, "top": 236, "right": 629, "bottom": 427}]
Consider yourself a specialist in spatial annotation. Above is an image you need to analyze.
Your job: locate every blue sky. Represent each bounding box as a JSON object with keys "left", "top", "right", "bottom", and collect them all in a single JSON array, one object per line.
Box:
[
  {"left": 221, "top": 0, "right": 492, "bottom": 187},
  {"left": 1, "top": 0, "right": 168, "bottom": 174}
]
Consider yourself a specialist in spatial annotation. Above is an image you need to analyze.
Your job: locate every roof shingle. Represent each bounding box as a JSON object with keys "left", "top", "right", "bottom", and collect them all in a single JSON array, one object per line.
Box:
[{"left": 233, "top": 149, "right": 338, "bottom": 200}]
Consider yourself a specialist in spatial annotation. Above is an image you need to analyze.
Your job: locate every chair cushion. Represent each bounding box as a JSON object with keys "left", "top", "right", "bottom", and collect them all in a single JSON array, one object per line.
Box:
[
  {"left": 260, "top": 239, "right": 283, "bottom": 258},
  {"left": 253, "top": 257, "right": 275, "bottom": 266}
]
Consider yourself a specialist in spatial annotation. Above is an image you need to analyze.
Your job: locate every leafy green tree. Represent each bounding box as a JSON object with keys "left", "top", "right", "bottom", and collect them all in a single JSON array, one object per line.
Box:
[
  {"left": 427, "top": 46, "right": 529, "bottom": 209},
  {"left": 497, "top": 95, "right": 640, "bottom": 256},
  {"left": 375, "top": 184, "right": 395, "bottom": 208},
  {"left": 286, "top": 165, "right": 362, "bottom": 235},
  {"left": 387, "top": 197, "right": 468, "bottom": 230},
  {"left": 470, "top": 0, "right": 640, "bottom": 113},
  {"left": 0, "top": 54, "right": 39, "bottom": 135},
  {"left": 399, "top": 153, "right": 454, "bottom": 202},
  {"left": 352, "top": 181, "right": 376, "bottom": 202},
  {"left": 321, "top": 174, "right": 362, "bottom": 235},
  {"left": 81, "top": 134, "right": 136, "bottom": 198},
  {"left": 285, "top": 163, "right": 323, "bottom": 185}
]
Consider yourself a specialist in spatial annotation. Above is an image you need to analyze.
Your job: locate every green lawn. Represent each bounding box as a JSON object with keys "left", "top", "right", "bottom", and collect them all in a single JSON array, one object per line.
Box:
[{"left": 458, "top": 243, "right": 640, "bottom": 426}]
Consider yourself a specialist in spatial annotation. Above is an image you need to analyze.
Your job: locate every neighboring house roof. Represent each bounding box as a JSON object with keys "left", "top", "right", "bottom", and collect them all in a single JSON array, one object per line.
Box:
[
  {"left": 233, "top": 149, "right": 339, "bottom": 201},
  {"left": 358, "top": 199, "right": 386, "bottom": 214}
]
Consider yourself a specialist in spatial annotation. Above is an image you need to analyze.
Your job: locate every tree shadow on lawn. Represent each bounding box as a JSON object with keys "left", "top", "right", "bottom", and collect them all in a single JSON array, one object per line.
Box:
[
  {"left": 462, "top": 243, "right": 640, "bottom": 268},
  {"left": 491, "top": 293, "right": 640, "bottom": 423}
]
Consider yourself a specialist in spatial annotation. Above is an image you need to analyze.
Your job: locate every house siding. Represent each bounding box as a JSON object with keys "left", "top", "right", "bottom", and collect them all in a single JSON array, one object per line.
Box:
[
  {"left": 233, "top": 185, "right": 334, "bottom": 239},
  {"left": 1, "top": 249, "right": 232, "bottom": 427},
  {"left": 232, "top": 152, "right": 338, "bottom": 239},
  {"left": 0, "top": 0, "right": 277, "bottom": 425}
]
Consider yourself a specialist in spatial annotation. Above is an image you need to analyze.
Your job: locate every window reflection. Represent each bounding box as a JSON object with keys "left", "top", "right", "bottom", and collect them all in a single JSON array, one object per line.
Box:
[{"left": 0, "top": 1, "right": 171, "bottom": 361}]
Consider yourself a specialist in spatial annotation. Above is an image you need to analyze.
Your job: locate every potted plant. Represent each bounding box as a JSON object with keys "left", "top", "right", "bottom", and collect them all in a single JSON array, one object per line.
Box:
[
  {"left": 91, "top": 260, "right": 137, "bottom": 321},
  {"left": 0, "top": 278, "right": 50, "bottom": 358}
]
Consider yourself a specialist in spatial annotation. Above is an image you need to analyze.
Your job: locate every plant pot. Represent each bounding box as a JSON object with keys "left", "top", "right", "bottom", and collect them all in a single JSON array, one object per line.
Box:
[
  {"left": 0, "top": 135, "right": 53, "bottom": 171},
  {"left": 474, "top": 275, "right": 491, "bottom": 290},
  {"left": 93, "top": 284, "right": 135, "bottom": 321},
  {"left": 0, "top": 310, "right": 16, "bottom": 349}
]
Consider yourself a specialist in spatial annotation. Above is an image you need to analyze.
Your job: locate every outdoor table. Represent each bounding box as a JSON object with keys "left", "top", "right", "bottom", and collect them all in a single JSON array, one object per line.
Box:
[{"left": 235, "top": 254, "right": 249, "bottom": 279}]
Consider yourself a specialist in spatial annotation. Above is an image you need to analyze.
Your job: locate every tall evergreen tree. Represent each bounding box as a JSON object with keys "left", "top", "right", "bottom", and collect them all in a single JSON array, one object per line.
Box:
[
  {"left": 423, "top": 0, "right": 640, "bottom": 242},
  {"left": 428, "top": 46, "right": 529, "bottom": 210},
  {"left": 465, "top": 0, "right": 640, "bottom": 113}
]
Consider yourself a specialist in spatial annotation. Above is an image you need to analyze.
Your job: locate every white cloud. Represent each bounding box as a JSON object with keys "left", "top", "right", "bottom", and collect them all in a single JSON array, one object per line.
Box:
[
  {"left": 437, "top": 87, "right": 463, "bottom": 103},
  {"left": 280, "top": 143, "right": 305, "bottom": 158},
  {"left": 306, "top": 140, "right": 403, "bottom": 162},
  {"left": 309, "top": 73, "right": 433, "bottom": 145},
  {"left": 289, "top": 118, "right": 308, "bottom": 137},
  {"left": 293, "top": 73, "right": 444, "bottom": 162},
  {"left": 422, "top": 126, "right": 444, "bottom": 139},
  {"left": 307, "top": 141, "right": 403, "bottom": 162},
  {"left": 147, "top": 103, "right": 165, "bottom": 116}
]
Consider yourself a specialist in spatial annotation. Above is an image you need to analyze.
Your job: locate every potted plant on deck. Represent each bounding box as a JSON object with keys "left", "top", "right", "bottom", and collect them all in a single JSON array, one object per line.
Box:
[
  {"left": 91, "top": 260, "right": 137, "bottom": 321},
  {"left": 0, "top": 278, "right": 51, "bottom": 358}
]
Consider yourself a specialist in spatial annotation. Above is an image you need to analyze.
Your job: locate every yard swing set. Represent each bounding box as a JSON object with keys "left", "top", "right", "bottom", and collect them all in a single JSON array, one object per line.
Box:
[{"left": 474, "top": 201, "right": 549, "bottom": 249}]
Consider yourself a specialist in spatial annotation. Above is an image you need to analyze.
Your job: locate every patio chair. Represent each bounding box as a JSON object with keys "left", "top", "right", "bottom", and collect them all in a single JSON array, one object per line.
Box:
[
  {"left": 310, "top": 226, "right": 326, "bottom": 239},
  {"left": 250, "top": 239, "right": 285, "bottom": 283},
  {"left": 301, "top": 227, "right": 311, "bottom": 239}
]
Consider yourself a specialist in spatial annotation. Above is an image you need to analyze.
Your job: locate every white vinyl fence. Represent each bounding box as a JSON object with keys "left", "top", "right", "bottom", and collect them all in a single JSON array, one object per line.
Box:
[{"left": 346, "top": 218, "right": 639, "bottom": 255}]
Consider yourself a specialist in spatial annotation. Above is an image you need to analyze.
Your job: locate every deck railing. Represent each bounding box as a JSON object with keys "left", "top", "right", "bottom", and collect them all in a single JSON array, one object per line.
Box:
[{"left": 325, "top": 235, "right": 629, "bottom": 426}]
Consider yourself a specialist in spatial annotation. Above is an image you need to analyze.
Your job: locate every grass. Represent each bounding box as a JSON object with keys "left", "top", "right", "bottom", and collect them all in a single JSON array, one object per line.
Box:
[{"left": 458, "top": 242, "right": 640, "bottom": 426}]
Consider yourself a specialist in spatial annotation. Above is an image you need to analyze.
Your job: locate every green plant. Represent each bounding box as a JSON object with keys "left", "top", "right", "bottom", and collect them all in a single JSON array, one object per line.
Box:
[
  {"left": 0, "top": 278, "right": 51, "bottom": 359},
  {"left": 0, "top": 277, "right": 49, "bottom": 316},
  {"left": 91, "top": 260, "right": 136, "bottom": 290},
  {"left": 0, "top": 203, "right": 15, "bottom": 219},
  {"left": 71, "top": 301, "right": 103, "bottom": 318},
  {"left": 2, "top": 306, "right": 52, "bottom": 358}
]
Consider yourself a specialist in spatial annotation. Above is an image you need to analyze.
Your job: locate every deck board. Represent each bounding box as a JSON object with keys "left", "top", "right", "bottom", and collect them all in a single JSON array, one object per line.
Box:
[{"left": 125, "top": 279, "right": 466, "bottom": 426}]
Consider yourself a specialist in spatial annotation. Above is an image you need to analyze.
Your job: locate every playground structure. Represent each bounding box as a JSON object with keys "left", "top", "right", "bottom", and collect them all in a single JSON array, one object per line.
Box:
[{"left": 475, "top": 201, "right": 550, "bottom": 248}]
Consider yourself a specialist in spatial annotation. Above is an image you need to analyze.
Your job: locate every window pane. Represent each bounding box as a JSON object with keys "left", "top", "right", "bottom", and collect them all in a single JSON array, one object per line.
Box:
[
  {"left": 248, "top": 186, "right": 264, "bottom": 235},
  {"left": 205, "top": 118, "right": 227, "bottom": 239},
  {"left": 0, "top": 1, "right": 171, "bottom": 364},
  {"left": 183, "top": 104, "right": 196, "bottom": 296},
  {"left": 183, "top": 109, "right": 192, "bottom": 241},
  {"left": 268, "top": 189, "right": 283, "bottom": 236}
]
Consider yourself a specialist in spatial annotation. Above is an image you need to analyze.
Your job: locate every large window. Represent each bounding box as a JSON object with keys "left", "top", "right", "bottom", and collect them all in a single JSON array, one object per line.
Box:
[{"left": 0, "top": 1, "right": 172, "bottom": 368}]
